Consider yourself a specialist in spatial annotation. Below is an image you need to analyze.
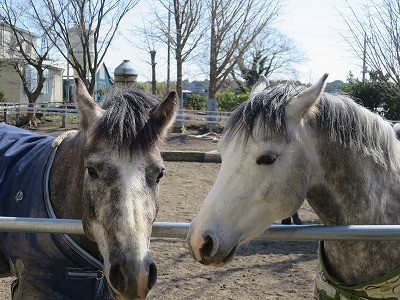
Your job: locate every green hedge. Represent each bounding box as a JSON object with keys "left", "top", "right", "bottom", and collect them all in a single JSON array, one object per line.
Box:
[
  {"left": 341, "top": 76, "right": 400, "bottom": 120},
  {"left": 183, "top": 91, "right": 250, "bottom": 111},
  {"left": 216, "top": 91, "right": 250, "bottom": 111},
  {"left": 184, "top": 94, "right": 207, "bottom": 110}
]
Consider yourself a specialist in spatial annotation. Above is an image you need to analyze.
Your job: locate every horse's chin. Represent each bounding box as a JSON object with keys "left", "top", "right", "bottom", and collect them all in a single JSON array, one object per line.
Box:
[
  {"left": 107, "top": 283, "right": 143, "bottom": 300},
  {"left": 208, "top": 245, "right": 238, "bottom": 267}
]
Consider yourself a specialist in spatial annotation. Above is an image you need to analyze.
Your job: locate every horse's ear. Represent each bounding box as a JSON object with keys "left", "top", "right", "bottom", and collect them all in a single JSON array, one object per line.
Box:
[
  {"left": 74, "top": 77, "right": 104, "bottom": 130},
  {"left": 286, "top": 73, "right": 328, "bottom": 123},
  {"left": 151, "top": 91, "right": 177, "bottom": 135},
  {"left": 250, "top": 75, "right": 270, "bottom": 97}
]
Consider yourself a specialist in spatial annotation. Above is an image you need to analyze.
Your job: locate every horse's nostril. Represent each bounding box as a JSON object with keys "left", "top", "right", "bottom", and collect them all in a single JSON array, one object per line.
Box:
[
  {"left": 147, "top": 262, "right": 157, "bottom": 291},
  {"left": 109, "top": 263, "right": 126, "bottom": 293},
  {"left": 200, "top": 235, "right": 214, "bottom": 259}
]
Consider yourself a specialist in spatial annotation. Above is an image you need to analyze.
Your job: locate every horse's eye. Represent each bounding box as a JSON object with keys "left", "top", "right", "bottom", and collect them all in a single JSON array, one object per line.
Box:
[
  {"left": 156, "top": 169, "right": 165, "bottom": 183},
  {"left": 256, "top": 155, "right": 278, "bottom": 165},
  {"left": 86, "top": 166, "right": 99, "bottom": 179}
]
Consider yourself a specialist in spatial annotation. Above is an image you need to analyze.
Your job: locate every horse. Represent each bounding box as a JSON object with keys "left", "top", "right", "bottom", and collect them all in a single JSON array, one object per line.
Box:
[
  {"left": 0, "top": 78, "right": 176, "bottom": 299},
  {"left": 281, "top": 212, "right": 302, "bottom": 225},
  {"left": 187, "top": 74, "right": 400, "bottom": 299}
]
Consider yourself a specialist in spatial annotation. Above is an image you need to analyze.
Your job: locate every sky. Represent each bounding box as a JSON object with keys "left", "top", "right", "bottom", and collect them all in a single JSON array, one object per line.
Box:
[{"left": 103, "top": 0, "right": 364, "bottom": 84}]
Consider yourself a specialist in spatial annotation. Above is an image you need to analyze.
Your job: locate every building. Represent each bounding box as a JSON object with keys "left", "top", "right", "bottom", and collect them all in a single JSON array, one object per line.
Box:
[
  {"left": 0, "top": 23, "right": 63, "bottom": 104},
  {"left": 95, "top": 62, "right": 114, "bottom": 102},
  {"left": 182, "top": 79, "right": 209, "bottom": 96},
  {"left": 60, "top": 61, "right": 114, "bottom": 103}
]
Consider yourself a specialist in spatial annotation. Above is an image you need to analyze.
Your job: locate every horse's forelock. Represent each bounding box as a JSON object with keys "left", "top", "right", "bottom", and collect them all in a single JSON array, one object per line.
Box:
[
  {"left": 91, "top": 87, "right": 163, "bottom": 155},
  {"left": 223, "top": 82, "right": 303, "bottom": 145}
]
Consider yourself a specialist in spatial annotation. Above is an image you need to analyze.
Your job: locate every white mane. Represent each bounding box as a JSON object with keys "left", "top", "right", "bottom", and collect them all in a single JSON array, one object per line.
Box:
[{"left": 315, "top": 93, "right": 400, "bottom": 172}]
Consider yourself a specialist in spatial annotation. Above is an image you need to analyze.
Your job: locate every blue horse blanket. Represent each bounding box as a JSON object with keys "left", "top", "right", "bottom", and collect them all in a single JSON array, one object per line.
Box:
[{"left": 0, "top": 123, "right": 111, "bottom": 299}]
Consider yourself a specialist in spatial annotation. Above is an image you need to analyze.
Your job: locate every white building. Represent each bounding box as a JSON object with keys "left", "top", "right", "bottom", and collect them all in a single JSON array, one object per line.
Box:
[{"left": 0, "top": 23, "right": 63, "bottom": 104}]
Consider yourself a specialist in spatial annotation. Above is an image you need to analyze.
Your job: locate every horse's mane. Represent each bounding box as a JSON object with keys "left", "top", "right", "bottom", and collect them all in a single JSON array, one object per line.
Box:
[
  {"left": 224, "top": 83, "right": 303, "bottom": 142},
  {"left": 91, "top": 87, "right": 162, "bottom": 154},
  {"left": 224, "top": 82, "right": 400, "bottom": 171}
]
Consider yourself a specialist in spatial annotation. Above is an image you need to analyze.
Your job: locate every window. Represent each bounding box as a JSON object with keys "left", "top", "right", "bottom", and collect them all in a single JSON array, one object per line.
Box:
[{"left": 24, "top": 65, "right": 38, "bottom": 92}]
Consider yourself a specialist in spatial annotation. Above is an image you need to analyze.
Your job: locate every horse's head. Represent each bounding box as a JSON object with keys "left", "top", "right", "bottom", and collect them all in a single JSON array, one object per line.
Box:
[
  {"left": 188, "top": 74, "right": 328, "bottom": 266},
  {"left": 75, "top": 78, "right": 176, "bottom": 299}
]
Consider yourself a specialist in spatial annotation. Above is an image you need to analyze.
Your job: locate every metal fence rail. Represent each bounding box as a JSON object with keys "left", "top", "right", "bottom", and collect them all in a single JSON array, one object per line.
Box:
[
  {"left": 0, "top": 103, "right": 231, "bottom": 126},
  {"left": 0, "top": 217, "right": 400, "bottom": 241}
]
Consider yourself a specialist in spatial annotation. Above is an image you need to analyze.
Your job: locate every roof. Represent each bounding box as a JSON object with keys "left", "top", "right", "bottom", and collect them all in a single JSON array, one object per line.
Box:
[
  {"left": 114, "top": 60, "right": 138, "bottom": 76},
  {"left": 0, "top": 22, "right": 40, "bottom": 38}
]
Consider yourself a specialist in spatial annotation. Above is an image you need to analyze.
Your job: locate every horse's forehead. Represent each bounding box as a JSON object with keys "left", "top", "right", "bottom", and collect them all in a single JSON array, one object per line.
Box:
[
  {"left": 84, "top": 142, "right": 161, "bottom": 167},
  {"left": 220, "top": 127, "right": 286, "bottom": 156}
]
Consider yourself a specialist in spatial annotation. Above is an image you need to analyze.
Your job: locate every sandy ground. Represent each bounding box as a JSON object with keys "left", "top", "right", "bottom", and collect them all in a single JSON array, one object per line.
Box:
[{"left": 0, "top": 124, "right": 321, "bottom": 299}]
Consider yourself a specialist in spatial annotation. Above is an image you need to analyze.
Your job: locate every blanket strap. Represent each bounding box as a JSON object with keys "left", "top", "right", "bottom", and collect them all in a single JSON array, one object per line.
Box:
[{"left": 46, "top": 133, "right": 108, "bottom": 299}]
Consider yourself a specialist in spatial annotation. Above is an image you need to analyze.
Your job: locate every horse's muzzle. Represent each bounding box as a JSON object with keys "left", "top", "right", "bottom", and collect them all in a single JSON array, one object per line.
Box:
[
  {"left": 108, "top": 257, "right": 157, "bottom": 299},
  {"left": 188, "top": 229, "right": 238, "bottom": 267}
]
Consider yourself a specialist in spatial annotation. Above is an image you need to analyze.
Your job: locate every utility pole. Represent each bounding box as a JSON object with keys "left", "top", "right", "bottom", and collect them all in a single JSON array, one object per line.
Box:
[
  {"left": 362, "top": 32, "right": 367, "bottom": 82},
  {"left": 167, "top": 5, "right": 171, "bottom": 91},
  {"left": 62, "top": 0, "right": 70, "bottom": 128}
]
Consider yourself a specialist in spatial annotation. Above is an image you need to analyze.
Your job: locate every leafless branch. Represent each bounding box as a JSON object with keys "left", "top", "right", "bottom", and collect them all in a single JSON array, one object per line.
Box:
[
  {"left": 341, "top": 0, "right": 400, "bottom": 86},
  {"left": 29, "top": 0, "right": 138, "bottom": 94},
  {"left": 207, "top": 0, "right": 282, "bottom": 98}
]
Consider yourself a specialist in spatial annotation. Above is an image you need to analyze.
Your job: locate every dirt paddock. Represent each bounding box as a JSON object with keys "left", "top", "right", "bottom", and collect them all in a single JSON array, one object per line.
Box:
[{"left": 0, "top": 126, "right": 321, "bottom": 299}]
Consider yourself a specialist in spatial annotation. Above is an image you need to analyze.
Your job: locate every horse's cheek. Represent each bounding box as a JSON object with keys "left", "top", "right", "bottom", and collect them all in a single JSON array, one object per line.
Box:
[
  {"left": 293, "top": 160, "right": 312, "bottom": 203},
  {"left": 275, "top": 148, "right": 311, "bottom": 209},
  {"left": 82, "top": 184, "right": 106, "bottom": 239},
  {"left": 80, "top": 195, "right": 94, "bottom": 239}
]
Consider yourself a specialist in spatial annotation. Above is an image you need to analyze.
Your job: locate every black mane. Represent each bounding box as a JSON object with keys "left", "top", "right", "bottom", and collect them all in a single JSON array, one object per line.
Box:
[{"left": 92, "top": 87, "right": 161, "bottom": 154}]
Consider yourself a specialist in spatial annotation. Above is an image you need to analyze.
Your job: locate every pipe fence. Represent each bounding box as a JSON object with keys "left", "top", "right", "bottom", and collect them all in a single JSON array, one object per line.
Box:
[{"left": 0, "top": 217, "right": 399, "bottom": 241}]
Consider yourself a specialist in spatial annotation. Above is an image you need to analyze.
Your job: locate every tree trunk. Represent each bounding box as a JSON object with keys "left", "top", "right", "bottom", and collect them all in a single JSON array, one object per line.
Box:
[
  {"left": 207, "top": 0, "right": 218, "bottom": 132},
  {"left": 16, "top": 66, "right": 44, "bottom": 128},
  {"left": 176, "top": 47, "right": 183, "bottom": 100},
  {"left": 173, "top": 46, "right": 184, "bottom": 132},
  {"left": 88, "top": 70, "right": 96, "bottom": 96},
  {"left": 16, "top": 99, "right": 37, "bottom": 128},
  {"left": 26, "top": 100, "right": 37, "bottom": 128}
]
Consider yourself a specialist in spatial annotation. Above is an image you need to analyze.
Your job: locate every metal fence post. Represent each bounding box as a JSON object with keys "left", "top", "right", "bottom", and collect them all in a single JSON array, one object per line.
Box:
[
  {"left": 16, "top": 106, "right": 20, "bottom": 123},
  {"left": 61, "top": 104, "right": 66, "bottom": 128},
  {"left": 3, "top": 104, "right": 7, "bottom": 124}
]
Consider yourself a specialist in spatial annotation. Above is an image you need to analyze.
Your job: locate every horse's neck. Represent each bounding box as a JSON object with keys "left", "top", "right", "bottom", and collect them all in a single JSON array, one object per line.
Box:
[
  {"left": 49, "top": 133, "right": 101, "bottom": 260},
  {"left": 307, "top": 135, "right": 400, "bottom": 285},
  {"left": 308, "top": 137, "right": 400, "bottom": 225}
]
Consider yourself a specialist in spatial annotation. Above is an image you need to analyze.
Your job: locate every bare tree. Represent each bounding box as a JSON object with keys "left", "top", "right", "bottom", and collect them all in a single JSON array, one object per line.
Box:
[
  {"left": 156, "top": 0, "right": 208, "bottom": 99},
  {"left": 31, "top": 0, "right": 138, "bottom": 95},
  {"left": 341, "top": 0, "right": 400, "bottom": 88},
  {"left": 151, "top": 0, "right": 208, "bottom": 130},
  {"left": 0, "top": 1, "right": 54, "bottom": 127},
  {"left": 206, "top": 0, "right": 282, "bottom": 130},
  {"left": 233, "top": 28, "right": 306, "bottom": 90},
  {"left": 127, "top": 13, "right": 164, "bottom": 95}
]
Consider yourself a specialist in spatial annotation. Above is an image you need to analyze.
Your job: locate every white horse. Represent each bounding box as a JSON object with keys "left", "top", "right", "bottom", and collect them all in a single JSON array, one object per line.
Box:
[{"left": 188, "top": 74, "right": 400, "bottom": 299}]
